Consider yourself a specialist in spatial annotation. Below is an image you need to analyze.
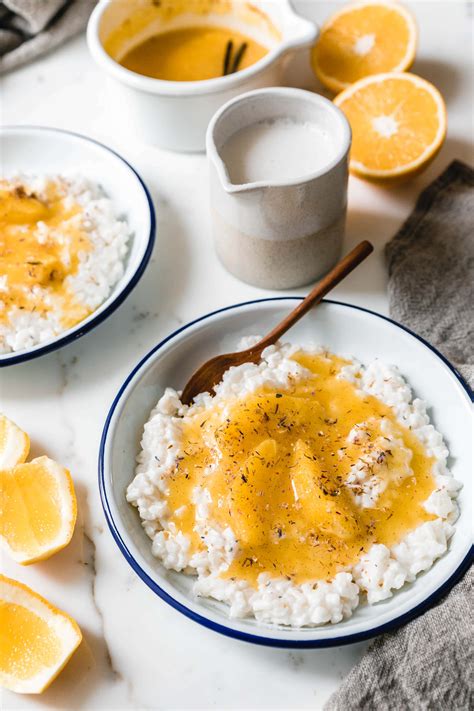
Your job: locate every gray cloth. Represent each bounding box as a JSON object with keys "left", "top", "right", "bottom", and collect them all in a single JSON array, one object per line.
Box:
[
  {"left": 0, "top": 0, "right": 96, "bottom": 74},
  {"left": 326, "top": 570, "right": 473, "bottom": 711},
  {"left": 326, "top": 160, "right": 474, "bottom": 711},
  {"left": 386, "top": 160, "right": 474, "bottom": 389}
]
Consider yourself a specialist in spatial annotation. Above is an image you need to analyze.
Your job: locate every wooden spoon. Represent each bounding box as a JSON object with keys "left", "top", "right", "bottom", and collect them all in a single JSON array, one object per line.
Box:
[{"left": 181, "top": 240, "right": 373, "bottom": 405}]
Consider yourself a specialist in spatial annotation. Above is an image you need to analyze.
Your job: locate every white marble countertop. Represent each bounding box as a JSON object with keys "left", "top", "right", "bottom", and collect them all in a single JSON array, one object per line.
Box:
[{"left": 1, "top": 2, "right": 472, "bottom": 709}]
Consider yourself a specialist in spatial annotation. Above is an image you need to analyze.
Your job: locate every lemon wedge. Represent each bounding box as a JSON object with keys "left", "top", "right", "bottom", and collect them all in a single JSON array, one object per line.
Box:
[
  {"left": 0, "top": 574, "right": 82, "bottom": 694},
  {"left": 0, "top": 456, "right": 77, "bottom": 565},
  {"left": 0, "top": 414, "right": 30, "bottom": 469}
]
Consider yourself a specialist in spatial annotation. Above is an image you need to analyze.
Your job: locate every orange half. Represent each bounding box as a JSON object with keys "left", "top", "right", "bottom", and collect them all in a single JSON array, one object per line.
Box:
[
  {"left": 334, "top": 72, "right": 447, "bottom": 180},
  {"left": 313, "top": 1, "right": 417, "bottom": 92}
]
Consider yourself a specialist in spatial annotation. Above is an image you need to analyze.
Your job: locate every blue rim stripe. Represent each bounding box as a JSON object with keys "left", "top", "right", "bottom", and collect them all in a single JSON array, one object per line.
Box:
[
  {"left": 98, "top": 297, "right": 473, "bottom": 648},
  {"left": 0, "top": 126, "right": 156, "bottom": 367}
]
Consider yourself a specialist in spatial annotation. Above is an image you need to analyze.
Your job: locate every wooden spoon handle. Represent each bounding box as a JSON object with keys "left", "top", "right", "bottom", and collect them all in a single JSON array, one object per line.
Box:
[{"left": 251, "top": 240, "right": 374, "bottom": 353}]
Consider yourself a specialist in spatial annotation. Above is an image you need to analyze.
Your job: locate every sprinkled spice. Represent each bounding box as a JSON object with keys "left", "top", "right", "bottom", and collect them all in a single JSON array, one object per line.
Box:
[{"left": 163, "top": 351, "right": 437, "bottom": 587}]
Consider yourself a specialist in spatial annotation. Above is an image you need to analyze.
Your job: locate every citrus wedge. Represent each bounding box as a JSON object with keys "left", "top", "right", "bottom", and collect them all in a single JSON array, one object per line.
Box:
[
  {"left": 334, "top": 72, "right": 447, "bottom": 180},
  {"left": 312, "top": 1, "right": 417, "bottom": 92},
  {"left": 0, "top": 575, "right": 81, "bottom": 693},
  {"left": 0, "top": 414, "right": 30, "bottom": 470},
  {"left": 0, "top": 456, "right": 77, "bottom": 565}
]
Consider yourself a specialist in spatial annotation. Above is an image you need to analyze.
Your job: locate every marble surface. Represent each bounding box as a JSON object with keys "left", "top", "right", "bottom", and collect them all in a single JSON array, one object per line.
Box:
[{"left": 0, "top": 2, "right": 472, "bottom": 709}]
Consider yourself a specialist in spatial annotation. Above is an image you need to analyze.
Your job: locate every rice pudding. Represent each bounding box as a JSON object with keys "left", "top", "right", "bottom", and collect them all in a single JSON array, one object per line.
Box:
[
  {"left": 0, "top": 175, "right": 130, "bottom": 354},
  {"left": 127, "top": 341, "right": 460, "bottom": 627}
]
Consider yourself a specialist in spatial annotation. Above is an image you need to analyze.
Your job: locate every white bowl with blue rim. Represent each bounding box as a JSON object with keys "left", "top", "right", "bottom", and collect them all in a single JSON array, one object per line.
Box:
[
  {"left": 0, "top": 126, "right": 155, "bottom": 367},
  {"left": 99, "top": 298, "right": 472, "bottom": 647}
]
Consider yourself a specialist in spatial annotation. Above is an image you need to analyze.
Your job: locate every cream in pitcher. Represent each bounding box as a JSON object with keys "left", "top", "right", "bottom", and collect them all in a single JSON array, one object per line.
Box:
[
  {"left": 207, "top": 88, "right": 351, "bottom": 289},
  {"left": 220, "top": 117, "right": 338, "bottom": 184}
]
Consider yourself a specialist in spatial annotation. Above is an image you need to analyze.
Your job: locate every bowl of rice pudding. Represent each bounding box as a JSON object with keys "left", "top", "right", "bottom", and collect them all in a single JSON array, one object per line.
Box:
[
  {"left": 100, "top": 299, "right": 472, "bottom": 647},
  {"left": 0, "top": 126, "right": 155, "bottom": 366}
]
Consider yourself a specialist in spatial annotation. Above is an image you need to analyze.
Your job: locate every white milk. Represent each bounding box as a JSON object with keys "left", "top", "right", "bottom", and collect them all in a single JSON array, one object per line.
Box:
[{"left": 220, "top": 117, "right": 337, "bottom": 185}]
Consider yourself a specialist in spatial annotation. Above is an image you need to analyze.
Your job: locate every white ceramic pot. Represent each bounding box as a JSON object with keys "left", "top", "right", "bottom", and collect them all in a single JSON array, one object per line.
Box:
[
  {"left": 87, "top": 0, "right": 317, "bottom": 152},
  {"left": 207, "top": 87, "right": 352, "bottom": 289}
]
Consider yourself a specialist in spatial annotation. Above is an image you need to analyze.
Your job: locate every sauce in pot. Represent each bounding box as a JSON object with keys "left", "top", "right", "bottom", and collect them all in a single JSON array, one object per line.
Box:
[{"left": 119, "top": 25, "right": 268, "bottom": 81}]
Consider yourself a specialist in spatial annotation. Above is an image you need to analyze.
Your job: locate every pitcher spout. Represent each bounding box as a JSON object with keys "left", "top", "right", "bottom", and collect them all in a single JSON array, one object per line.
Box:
[{"left": 207, "top": 134, "right": 262, "bottom": 195}]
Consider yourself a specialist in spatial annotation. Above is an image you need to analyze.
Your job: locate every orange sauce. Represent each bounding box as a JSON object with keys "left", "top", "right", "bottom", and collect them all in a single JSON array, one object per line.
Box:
[
  {"left": 119, "top": 26, "right": 268, "bottom": 81},
  {"left": 0, "top": 180, "right": 91, "bottom": 328},
  {"left": 164, "top": 352, "right": 436, "bottom": 586}
]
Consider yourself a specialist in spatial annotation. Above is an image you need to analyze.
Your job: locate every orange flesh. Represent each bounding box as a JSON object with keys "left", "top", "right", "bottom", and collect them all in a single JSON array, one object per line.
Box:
[
  {"left": 119, "top": 26, "right": 268, "bottom": 81},
  {"left": 315, "top": 5, "right": 413, "bottom": 85},
  {"left": 0, "top": 462, "right": 63, "bottom": 557},
  {"left": 338, "top": 78, "right": 442, "bottom": 171},
  {"left": 165, "top": 353, "right": 436, "bottom": 585},
  {"left": 0, "top": 601, "right": 62, "bottom": 680},
  {"left": 0, "top": 180, "right": 92, "bottom": 328}
]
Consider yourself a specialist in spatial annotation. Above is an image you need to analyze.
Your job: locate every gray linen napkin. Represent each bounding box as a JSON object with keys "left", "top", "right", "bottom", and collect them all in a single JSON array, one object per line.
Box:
[
  {"left": 386, "top": 159, "right": 474, "bottom": 389},
  {"left": 0, "top": 0, "right": 96, "bottom": 74},
  {"left": 325, "top": 160, "right": 474, "bottom": 711},
  {"left": 326, "top": 569, "right": 473, "bottom": 710}
]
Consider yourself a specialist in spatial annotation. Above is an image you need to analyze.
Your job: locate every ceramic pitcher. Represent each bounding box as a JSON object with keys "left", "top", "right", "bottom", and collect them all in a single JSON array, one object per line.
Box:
[{"left": 206, "top": 88, "right": 351, "bottom": 289}]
